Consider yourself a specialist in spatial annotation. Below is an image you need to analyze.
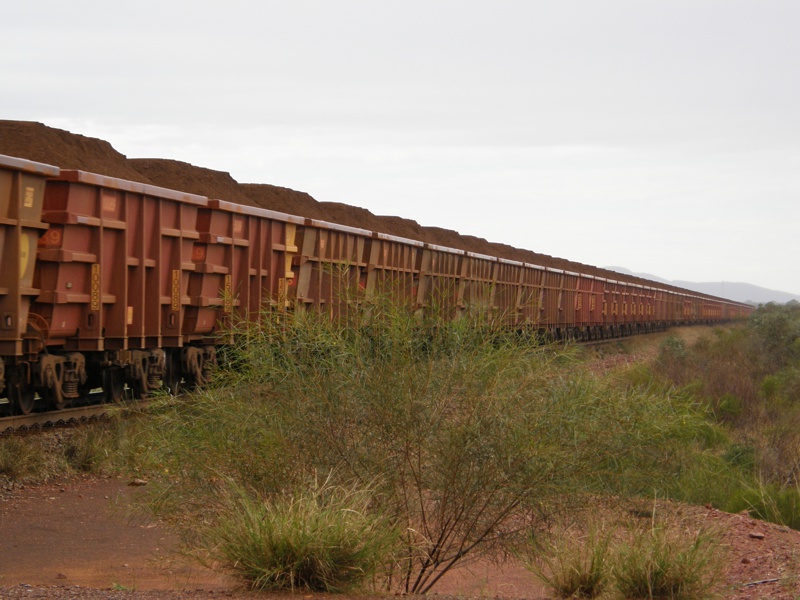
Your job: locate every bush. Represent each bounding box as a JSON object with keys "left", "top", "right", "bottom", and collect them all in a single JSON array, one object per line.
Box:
[
  {"left": 138, "top": 297, "right": 729, "bottom": 593},
  {"left": 656, "top": 336, "right": 690, "bottom": 384},
  {"left": 0, "top": 436, "right": 50, "bottom": 480},
  {"left": 614, "top": 522, "right": 723, "bottom": 600},
  {"left": 523, "top": 524, "right": 612, "bottom": 598},
  {"left": 649, "top": 306, "right": 800, "bottom": 505},
  {"left": 205, "top": 481, "right": 397, "bottom": 592},
  {"left": 727, "top": 480, "right": 800, "bottom": 531},
  {"left": 524, "top": 513, "right": 724, "bottom": 600},
  {"left": 62, "top": 427, "right": 115, "bottom": 472}
]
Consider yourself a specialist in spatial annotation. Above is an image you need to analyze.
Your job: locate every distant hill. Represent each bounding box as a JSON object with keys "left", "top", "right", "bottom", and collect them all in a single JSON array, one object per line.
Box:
[{"left": 605, "top": 267, "right": 799, "bottom": 305}]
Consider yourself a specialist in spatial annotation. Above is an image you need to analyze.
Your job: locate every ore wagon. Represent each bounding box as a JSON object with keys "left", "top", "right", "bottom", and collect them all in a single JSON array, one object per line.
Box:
[{"left": 0, "top": 153, "right": 754, "bottom": 415}]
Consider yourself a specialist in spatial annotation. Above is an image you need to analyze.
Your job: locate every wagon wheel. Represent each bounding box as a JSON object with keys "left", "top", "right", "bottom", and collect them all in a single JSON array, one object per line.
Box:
[
  {"left": 7, "top": 369, "right": 35, "bottom": 415},
  {"left": 130, "top": 378, "right": 149, "bottom": 401},
  {"left": 182, "top": 370, "right": 200, "bottom": 391},
  {"left": 43, "top": 388, "right": 66, "bottom": 411},
  {"left": 40, "top": 362, "right": 67, "bottom": 411},
  {"left": 102, "top": 368, "right": 125, "bottom": 404},
  {"left": 163, "top": 350, "right": 182, "bottom": 396},
  {"left": 77, "top": 381, "right": 95, "bottom": 406}
]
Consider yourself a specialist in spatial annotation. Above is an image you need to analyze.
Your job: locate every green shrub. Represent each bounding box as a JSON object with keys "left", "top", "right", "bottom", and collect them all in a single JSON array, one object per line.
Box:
[
  {"left": 749, "top": 301, "right": 800, "bottom": 370},
  {"left": 137, "top": 296, "right": 731, "bottom": 593},
  {"left": 670, "top": 453, "right": 747, "bottom": 510},
  {"left": 760, "top": 375, "right": 780, "bottom": 401},
  {"left": 647, "top": 306, "right": 800, "bottom": 510},
  {"left": 0, "top": 436, "right": 47, "bottom": 480},
  {"left": 205, "top": 481, "right": 398, "bottom": 592},
  {"left": 523, "top": 525, "right": 611, "bottom": 598},
  {"left": 727, "top": 480, "right": 800, "bottom": 531},
  {"left": 63, "top": 427, "right": 112, "bottom": 472},
  {"left": 614, "top": 522, "right": 723, "bottom": 600},
  {"left": 655, "top": 336, "right": 691, "bottom": 385},
  {"left": 722, "top": 444, "right": 755, "bottom": 471},
  {"left": 0, "top": 435, "right": 67, "bottom": 481}
]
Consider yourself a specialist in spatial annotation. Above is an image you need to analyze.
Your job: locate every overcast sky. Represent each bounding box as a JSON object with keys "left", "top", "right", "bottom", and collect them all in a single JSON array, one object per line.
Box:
[{"left": 4, "top": 1, "right": 799, "bottom": 294}]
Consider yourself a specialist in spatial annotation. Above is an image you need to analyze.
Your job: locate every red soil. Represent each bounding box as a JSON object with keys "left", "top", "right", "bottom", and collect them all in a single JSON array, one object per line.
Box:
[{"left": 1, "top": 475, "right": 799, "bottom": 599}]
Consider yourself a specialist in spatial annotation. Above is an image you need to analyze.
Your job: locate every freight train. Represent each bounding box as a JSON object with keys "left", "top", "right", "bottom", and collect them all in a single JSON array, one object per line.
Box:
[{"left": 0, "top": 153, "right": 753, "bottom": 415}]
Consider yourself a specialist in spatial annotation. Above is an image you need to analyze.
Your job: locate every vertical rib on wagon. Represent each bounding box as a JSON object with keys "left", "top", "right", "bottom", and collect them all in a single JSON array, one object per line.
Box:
[
  {"left": 32, "top": 170, "right": 207, "bottom": 402},
  {"left": 0, "top": 155, "right": 58, "bottom": 411}
]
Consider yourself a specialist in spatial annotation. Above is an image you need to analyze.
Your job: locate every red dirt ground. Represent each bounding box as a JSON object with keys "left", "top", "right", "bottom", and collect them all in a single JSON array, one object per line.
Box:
[
  {"left": 1, "top": 475, "right": 800, "bottom": 599},
  {"left": 0, "top": 478, "right": 228, "bottom": 592},
  {"left": 0, "top": 476, "right": 541, "bottom": 598}
]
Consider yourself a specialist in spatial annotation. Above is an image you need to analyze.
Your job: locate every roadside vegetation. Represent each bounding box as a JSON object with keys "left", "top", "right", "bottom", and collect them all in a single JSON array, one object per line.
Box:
[
  {"left": 520, "top": 511, "right": 723, "bottom": 600},
  {"left": 127, "top": 297, "right": 729, "bottom": 595},
  {"left": 644, "top": 301, "right": 800, "bottom": 529},
  {"left": 0, "top": 410, "right": 150, "bottom": 483},
  {"left": 2, "top": 299, "right": 798, "bottom": 597}
]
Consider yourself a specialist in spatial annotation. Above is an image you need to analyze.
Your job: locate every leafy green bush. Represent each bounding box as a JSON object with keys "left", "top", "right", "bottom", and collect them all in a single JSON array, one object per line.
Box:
[{"left": 749, "top": 301, "right": 800, "bottom": 370}]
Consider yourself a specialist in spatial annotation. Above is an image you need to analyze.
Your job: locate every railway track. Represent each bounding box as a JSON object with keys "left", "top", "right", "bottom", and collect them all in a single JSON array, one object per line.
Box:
[
  {"left": 0, "top": 395, "right": 149, "bottom": 435},
  {"left": 0, "top": 324, "right": 711, "bottom": 435}
]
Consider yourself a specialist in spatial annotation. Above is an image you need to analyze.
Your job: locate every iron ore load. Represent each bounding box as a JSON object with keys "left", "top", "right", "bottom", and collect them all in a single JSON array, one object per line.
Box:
[{"left": 0, "top": 153, "right": 753, "bottom": 416}]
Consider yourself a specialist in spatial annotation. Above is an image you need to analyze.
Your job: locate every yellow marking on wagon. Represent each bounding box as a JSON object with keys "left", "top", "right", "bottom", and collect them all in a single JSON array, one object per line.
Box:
[
  {"left": 171, "top": 269, "right": 181, "bottom": 312},
  {"left": 223, "top": 274, "right": 232, "bottom": 314},
  {"left": 90, "top": 263, "right": 101, "bottom": 311}
]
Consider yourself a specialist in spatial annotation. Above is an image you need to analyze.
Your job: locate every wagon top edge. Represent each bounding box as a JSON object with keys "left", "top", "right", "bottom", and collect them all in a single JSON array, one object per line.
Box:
[
  {"left": 0, "top": 155, "right": 756, "bottom": 311},
  {"left": 0, "top": 153, "right": 60, "bottom": 177},
  {"left": 56, "top": 169, "right": 209, "bottom": 206}
]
